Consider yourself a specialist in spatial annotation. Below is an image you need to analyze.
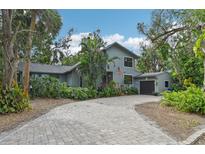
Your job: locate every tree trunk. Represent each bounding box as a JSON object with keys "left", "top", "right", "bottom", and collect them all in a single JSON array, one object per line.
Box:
[
  {"left": 1, "top": 9, "right": 16, "bottom": 89},
  {"left": 23, "top": 10, "right": 36, "bottom": 96},
  {"left": 13, "top": 47, "right": 19, "bottom": 83}
]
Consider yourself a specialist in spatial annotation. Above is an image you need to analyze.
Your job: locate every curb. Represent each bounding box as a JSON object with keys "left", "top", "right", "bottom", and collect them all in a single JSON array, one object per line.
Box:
[{"left": 180, "top": 128, "right": 205, "bottom": 145}]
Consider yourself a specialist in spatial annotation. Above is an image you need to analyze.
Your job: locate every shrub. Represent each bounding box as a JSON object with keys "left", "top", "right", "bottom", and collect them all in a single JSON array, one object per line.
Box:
[
  {"left": 98, "top": 87, "right": 121, "bottom": 97},
  {"left": 31, "top": 76, "right": 65, "bottom": 98},
  {"left": 71, "top": 88, "right": 88, "bottom": 100},
  {"left": 30, "top": 76, "right": 98, "bottom": 100},
  {"left": 161, "top": 85, "right": 205, "bottom": 114},
  {"left": 30, "top": 76, "right": 138, "bottom": 100},
  {"left": 121, "top": 87, "right": 138, "bottom": 95},
  {"left": 98, "top": 86, "right": 138, "bottom": 97},
  {"left": 0, "top": 84, "right": 30, "bottom": 114}
]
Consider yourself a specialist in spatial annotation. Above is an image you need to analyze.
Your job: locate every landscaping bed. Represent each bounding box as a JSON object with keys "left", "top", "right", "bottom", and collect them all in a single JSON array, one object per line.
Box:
[
  {"left": 135, "top": 102, "right": 205, "bottom": 141},
  {"left": 0, "top": 98, "right": 75, "bottom": 133}
]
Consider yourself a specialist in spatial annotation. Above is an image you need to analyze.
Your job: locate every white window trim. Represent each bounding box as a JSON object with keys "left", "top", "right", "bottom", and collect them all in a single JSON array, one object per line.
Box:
[
  {"left": 124, "top": 74, "right": 133, "bottom": 85},
  {"left": 124, "top": 56, "right": 133, "bottom": 68}
]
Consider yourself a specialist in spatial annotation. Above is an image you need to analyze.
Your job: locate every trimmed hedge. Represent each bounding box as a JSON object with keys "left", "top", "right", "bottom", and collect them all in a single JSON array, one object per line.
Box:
[{"left": 161, "top": 85, "right": 205, "bottom": 114}]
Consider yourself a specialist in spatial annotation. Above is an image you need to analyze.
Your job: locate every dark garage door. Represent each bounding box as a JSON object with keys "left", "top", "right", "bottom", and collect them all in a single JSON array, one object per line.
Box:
[{"left": 140, "top": 81, "right": 155, "bottom": 95}]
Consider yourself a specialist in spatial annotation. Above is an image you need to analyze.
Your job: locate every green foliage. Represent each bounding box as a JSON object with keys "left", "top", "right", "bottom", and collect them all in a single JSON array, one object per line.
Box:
[
  {"left": 79, "top": 30, "right": 108, "bottom": 89},
  {"left": 0, "top": 84, "right": 30, "bottom": 114},
  {"left": 161, "top": 85, "right": 205, "bottom": 114},
  {"left": 31, "top": 76, "right": 64, "bottom": 98},
  {"left": 32, "top": 10, "right": 63, "bottom": 63},
  {"left": 171, "top": 56, "right": 203, "bottom": 90},
  {"left": 71, "top": 88, "right": 95, "bottom": 100},
  {"left": 137, "top": 44, "right": 170, "bottom": 73},
  {"left": 98, "top": 81, "right": 138, "bottom": 97},
  {"left": 30, "top": 76, "right": 138, "bottom": 100},
  {"left": 62, "top": 53, "right": 81, "bottom": 65},
  {"left": 193, "top": 29, "right": 205, "bottom": 59},
  {"left": 137, "top": 10, "right": 205, "bottom": 89},
  {"left": 98, "top": 87, "right": 121, "bottom": 97},
  {"left": 121, "top": 87, "right": 138, "bottom": 95},
  {"left": 30, "top": 76, "right": 97, "bottom": 100},
  {"left": 98, "top": 86, "right": 138, "bottom": 97},
  {"left": 0, "top": 46, "right": 3, "bottom": 82}
]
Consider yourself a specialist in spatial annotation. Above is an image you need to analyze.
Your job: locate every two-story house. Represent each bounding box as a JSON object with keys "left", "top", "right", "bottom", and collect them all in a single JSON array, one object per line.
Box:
[
  {"left": 102, "top": 42, "right": 140, "bottom": 88},
  {"left": 18, "top": 42, "right": 171, "bottom": 95}
]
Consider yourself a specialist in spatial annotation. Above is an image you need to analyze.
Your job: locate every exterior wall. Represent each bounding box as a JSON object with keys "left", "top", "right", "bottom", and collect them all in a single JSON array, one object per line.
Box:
[
  {"left": 106, "top": 46, "right": 140, "bottom": 87},
  {"left": 66, "top": 69, "right": 80, "bottom": 87},
  {"left": 156, "top": 73, "right": 171, "bottom": 93},
  {"left": 59, "top": 74, "right": 67, "bottom": 82},
  {"left": 135, "top": 72, "right": 171, "bottom": 94}
]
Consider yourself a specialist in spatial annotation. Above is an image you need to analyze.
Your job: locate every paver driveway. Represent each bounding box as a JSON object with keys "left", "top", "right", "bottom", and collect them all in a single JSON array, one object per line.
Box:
[{"left": 0, "top": 95, "right": 177, "bottom": 144}]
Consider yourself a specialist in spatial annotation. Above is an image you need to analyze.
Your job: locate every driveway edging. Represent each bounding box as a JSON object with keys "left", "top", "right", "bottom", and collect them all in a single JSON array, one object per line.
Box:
[{"left": 180, "top": 127, "right": 205, "bottom": 145}]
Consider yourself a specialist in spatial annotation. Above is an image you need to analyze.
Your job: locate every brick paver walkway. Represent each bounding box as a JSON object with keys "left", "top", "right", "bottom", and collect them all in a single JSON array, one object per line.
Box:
[{"left": 0, "top": 95, "right": 177, "bottom": 144}]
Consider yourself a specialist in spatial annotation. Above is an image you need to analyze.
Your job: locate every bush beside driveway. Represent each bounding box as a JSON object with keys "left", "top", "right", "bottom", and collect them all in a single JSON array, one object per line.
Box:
[{"left": 0, "top": 98, "right": 75, "bottom": 134}]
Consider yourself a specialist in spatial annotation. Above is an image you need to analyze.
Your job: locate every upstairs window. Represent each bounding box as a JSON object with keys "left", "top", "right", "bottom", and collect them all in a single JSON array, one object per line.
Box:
[
  {"left": 124, "top": 57, "right": 133, "bottom": 67},
  {"left": 124, "top": 75, "right": 133, "bottom": 84}
]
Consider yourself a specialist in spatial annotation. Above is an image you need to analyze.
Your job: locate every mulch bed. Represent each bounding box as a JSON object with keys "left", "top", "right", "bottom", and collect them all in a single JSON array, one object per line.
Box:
[
  {"left": 0, "top": 98, "right": 76, "bottom": 134},
  {"left": 135, "top": 102, "right": 205, "bottom": 142}
]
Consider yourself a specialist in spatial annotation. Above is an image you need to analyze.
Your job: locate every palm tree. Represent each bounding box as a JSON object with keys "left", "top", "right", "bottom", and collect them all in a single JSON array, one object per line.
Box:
[{"left": 80, "top": 30, "right": 118, "bottom": 89}]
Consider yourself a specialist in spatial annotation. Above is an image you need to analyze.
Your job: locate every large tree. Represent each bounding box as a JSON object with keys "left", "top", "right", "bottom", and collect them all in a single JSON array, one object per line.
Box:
[
  {"left": 79, "top": 30, "right": 108, "bottom": 89},
  {"left": 137, "top": 10, "right": 205, "bottom": 89},
  {"left": 1, "top": 10, "right": 19, "bottom": 89},
  {"left": 0, "top": 9, "right": 62, "bottom": 93},
  {"left": 22, "top": 10, "right": 62, "bottom": 96},
  {"left": 23, "top": 10, "right": 37, "bottom": 96},
  {"left": 0, "top": 12, "right": 3, "bottom": 82},
  {"left": 30, "top": 10, "right": 62, "bottom": 64}
]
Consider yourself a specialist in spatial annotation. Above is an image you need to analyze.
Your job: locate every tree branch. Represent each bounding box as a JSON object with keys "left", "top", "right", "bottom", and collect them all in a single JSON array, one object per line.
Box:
[{"left": 150, "top": 26, "right": 188, "bottom": 42}]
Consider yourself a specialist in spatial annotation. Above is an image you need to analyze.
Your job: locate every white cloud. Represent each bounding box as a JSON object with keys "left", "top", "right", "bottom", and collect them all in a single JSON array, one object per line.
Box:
[
  {"left": 69, "top": 32, "right": 89, "bottom": 54},
  {"left": 103, "top": 33, "right": 149, "bottom": 54},
  {"left": 103, "top": 33, "right": 125, "bottom": 44},
  {"left": 67, "top": 32, "right": 148, "bottom": 55}
]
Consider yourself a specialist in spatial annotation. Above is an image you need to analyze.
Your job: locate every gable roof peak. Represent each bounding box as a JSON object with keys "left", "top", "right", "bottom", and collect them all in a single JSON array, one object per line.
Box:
[{"left": 105, "top": 42, "right": 139, "bottom": 58}]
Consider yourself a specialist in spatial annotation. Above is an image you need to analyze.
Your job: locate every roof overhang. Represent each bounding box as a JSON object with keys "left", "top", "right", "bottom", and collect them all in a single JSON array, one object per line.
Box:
[{"left": 104, "top": 42, "right": 140, "bottom": 59}]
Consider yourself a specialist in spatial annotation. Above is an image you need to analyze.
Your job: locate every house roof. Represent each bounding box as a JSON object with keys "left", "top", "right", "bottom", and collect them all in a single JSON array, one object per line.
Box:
[
  {"left": 18, "top": 62, "right": 80, "bottom": 74},
  {"left": 135, "top": 72, "right": 167, "bottom": 78},
  {"left": 104, "top": 42, "right": 140, "bottom": 59}
]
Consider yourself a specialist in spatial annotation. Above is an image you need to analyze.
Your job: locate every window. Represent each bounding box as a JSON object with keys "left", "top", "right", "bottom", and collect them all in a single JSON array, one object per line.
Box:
[
  {"left": 165, "top": 81, "right": 169, "bottom": 88},
  {"left": 124, "top": 57, "right": 133, "bottom": 67},
  {"left": 124, "top": 75, "right": 133, "bottom": 84}
]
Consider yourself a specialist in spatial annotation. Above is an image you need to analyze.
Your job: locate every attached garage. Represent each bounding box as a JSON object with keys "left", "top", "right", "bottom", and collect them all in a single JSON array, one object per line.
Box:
[
  {"left": 135, "top": 72, "right": 171, "bottom": 95},
  {"left": 140, "top": 80, "right": 155, "bottom": 95}
]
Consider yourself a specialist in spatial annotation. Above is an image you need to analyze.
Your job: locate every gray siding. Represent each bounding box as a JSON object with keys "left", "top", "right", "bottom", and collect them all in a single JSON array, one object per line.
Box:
[
  {"left": 135, "top": 72, "right": 171, "bottom": 94},
  {"left": 156, "top": 73, "right": 171, "bottom": 93},
  {"left": 66, "top": 70, "right": 80, "bottom": 87},
  {"left": 106, "top": 46, "right": 140, "bottom": 87}
]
